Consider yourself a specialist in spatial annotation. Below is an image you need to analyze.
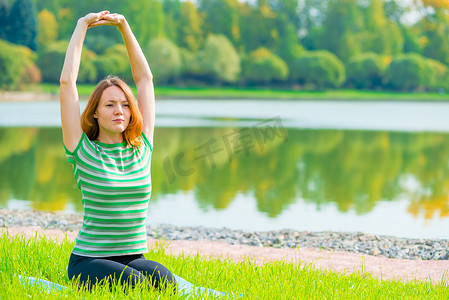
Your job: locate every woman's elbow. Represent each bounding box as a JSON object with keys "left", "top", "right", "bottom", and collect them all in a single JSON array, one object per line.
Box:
[{"left": 59, "top": 76, "right": 75, "bottom": 86}]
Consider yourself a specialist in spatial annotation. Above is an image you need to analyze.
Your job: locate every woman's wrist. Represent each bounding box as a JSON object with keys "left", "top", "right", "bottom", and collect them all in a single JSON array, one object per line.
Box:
[
  {"left": 76, "top": 17, "right": 90, "bottom": 29},
  {"left": 117, "top": 18, "right": 129, "bottom": 33}
]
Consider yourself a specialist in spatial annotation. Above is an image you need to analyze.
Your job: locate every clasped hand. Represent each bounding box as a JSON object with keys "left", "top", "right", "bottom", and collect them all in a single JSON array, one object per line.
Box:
[{"left": 80, "top": 11, "right": 126, "bottom": 29}]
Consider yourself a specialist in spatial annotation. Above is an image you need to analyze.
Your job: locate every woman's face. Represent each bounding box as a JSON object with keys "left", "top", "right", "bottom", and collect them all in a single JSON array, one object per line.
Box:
[{"left": 94, "top": 86, "right": 131, "bottom": 138}]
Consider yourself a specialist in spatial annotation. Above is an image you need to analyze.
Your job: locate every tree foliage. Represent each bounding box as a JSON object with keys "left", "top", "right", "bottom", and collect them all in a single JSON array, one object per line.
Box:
[
  {"left": 178, "top": 1, "right": 204, "bottom": 52},
  {"left": 0, "top": 39, "right": 27, "bottom": 89},
  {"left": 37, "top": 9, "right": 58, "bottom": 49},
  {"left": 94, "top": 44, "right": 132, "bottom": 82},
  {"left": 7, "top": 0, "right": 38, "bottom": 50},
  {"left": 38, "top": 41, "right": 97, "bottom": 83},
  {"left": 196, "top": 34, "right": 241, "bottom": 83},
  {"left": 146, "top": 37, "right": 182, "bottom": 83},
  {"left": 361, "top": 0, "right": 403, "bottom": 55},
  {"left": 318, "top": 0, "right": 363, "bottom": 62},
  {"left": 0, "top": 0, "right": 10, "bottom": 40},
  {"left": 4, "top": 0, "right": 449, "bottom": 91},
  {"left": 242, "top": 47, "right": 288, "bottom": 84},
  {"left": 291, "top": 50, "right": 345, "bottom": 89},
  {"left": 199, "top": 0, "right": 241, "bottom": 45},
  {"left": 385, "top": 53, "right": 439, "bottom": 91},
  {"left": 346, "top": 53, "right": 389, "bottom": 89}
]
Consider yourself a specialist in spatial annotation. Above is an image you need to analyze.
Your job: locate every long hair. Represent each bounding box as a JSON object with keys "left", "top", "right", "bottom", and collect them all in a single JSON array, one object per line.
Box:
[{"left": 80, "top": 76, "right": 143, "bottom": 147}]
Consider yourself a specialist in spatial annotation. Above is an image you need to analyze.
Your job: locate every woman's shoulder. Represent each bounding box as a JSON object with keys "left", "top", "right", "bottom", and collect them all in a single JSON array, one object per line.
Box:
[{"left": 140, "top": 132, "right": 153, "bottom": 152}]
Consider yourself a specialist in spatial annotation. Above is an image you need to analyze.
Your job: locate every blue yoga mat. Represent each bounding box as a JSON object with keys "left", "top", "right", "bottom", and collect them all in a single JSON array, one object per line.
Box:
[{"left": 8, "top": 272, "right": 243, "bottom": 298}]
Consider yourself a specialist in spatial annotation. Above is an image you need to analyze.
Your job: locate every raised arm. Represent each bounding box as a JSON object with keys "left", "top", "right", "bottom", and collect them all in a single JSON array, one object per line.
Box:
[
  {"left": 90, "top": 14, "right": 155, "bottom": 145},
  {"left": 59, "top": 11, "right": 109, "bottom": 152}
]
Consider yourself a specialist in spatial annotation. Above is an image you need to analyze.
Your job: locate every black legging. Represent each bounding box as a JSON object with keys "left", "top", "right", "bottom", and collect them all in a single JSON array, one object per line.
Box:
[{"left": 67, "top": 252, "right": 176, "bottom": 291}]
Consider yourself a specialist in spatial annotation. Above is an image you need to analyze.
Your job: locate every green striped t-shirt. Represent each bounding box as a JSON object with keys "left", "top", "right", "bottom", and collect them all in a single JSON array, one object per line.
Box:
[{"left": 64, "top": 132, "right": 153, "bottom": 257}]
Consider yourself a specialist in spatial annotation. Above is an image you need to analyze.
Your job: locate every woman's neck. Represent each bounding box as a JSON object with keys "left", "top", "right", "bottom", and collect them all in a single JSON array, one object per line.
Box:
[{"left": 96, "top": 133, "right": 124, "bottom": 144}]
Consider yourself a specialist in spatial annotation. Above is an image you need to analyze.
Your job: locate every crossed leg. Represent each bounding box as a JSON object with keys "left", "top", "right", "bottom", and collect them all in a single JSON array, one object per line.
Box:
[{"left": 67, "top": 253, "right": 176, "bottom": 291}]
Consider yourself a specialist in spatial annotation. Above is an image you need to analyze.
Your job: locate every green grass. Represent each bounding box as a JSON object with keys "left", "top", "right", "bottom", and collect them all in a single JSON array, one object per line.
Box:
[
  {"left": 0, "top": 231, "right": 447, "bottom": 299},
  {"left": 35, "top": 83, "right": 449, "bottom": 101}
]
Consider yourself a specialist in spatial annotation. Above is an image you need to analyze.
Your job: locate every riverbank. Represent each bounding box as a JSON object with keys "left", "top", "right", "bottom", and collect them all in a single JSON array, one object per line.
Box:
[
  {"left": 1, "top": 209, "right": 447, "bottom": 261},
  {"left": 2, "top": 85, "right": 449, "bottom": 101}
]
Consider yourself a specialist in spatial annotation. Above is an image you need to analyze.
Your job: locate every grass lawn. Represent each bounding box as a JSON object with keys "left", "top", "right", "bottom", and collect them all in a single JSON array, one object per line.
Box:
[
  {"left": 36, "top": 83, "right": 449, "bottom": 101},
  {"left": 0, "top": 232, "right": 447, "bottom": 299}
]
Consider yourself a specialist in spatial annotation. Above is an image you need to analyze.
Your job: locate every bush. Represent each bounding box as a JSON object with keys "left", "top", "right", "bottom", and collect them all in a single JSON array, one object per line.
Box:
[
  {"left": 196, "top": 34, "right": 240, "bottom": 84},
  {"left": 346, "top": 53, "right": 389, "bottom": 89},
  {"left": 94, "top": 44, "right": 132, "bottom": 82},
  {"left": 38, "top": 41, "right": 97, "bottom": 84},
  {"left": 385, "top": 53, "right": 442, "bottom": 91},
  {"left": 426, "top": 58, "right": 449, "bottom": 92},
  {"left": 242, "top": 48, "right": 288, "bottom": 85},
  {"left": 146, "top": 37, "right": 182, "bottom": 83},
  {"left": 291, "top": 50, "right": 345, "bottom": 89},
  {"left": 16, "top": 45, "right": 41, "bottom": 85},
  {"left": 179, "top": 47, "right": 196, "bottom": 76},
  {"left": 0, "top": 39, "right": 34, "bottom": 89}
]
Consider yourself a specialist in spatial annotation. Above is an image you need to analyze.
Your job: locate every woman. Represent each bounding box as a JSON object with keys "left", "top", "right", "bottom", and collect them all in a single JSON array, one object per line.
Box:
[{"left": 60, "top": 11, "right": 176, "bottom": 291}]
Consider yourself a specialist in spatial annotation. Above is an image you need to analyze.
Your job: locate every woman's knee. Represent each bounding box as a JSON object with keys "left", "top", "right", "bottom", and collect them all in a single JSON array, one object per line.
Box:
[
  {"left": 128, "top": 258, "right": 176, "bottom": 290},
  {"left": 146, "top": 262, "right": 177, "bottom": 290}
]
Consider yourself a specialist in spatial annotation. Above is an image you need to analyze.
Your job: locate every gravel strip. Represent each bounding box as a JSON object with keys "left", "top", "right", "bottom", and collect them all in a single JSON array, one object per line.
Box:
[{"left": 1, "top": 209, "right": 448, "bottom": 260}]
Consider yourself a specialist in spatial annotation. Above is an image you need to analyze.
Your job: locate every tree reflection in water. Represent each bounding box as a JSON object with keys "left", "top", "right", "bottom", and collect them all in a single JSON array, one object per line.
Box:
[{"left": 0, "top": 127, "right": 448, "bottom": 221}]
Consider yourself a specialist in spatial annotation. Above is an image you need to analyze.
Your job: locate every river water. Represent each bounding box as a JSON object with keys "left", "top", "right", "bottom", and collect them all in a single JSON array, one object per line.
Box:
[{"left": 1, "top": 99, "right": 449, "bottom": 239}]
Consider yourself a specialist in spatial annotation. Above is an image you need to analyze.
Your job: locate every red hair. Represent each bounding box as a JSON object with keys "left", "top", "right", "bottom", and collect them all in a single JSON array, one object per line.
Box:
[{"left": 80, "top": 76, "right": 143, "bottom": 147}]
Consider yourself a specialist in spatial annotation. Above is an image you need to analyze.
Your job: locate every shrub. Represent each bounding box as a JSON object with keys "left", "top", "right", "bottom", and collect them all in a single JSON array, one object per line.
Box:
[
  {"left": 242, "top": 48, "right": 288, "bottom": 85},
  {"left": 146, "top": 37, "right": 182, "bottom": 83},
  {"left": 0, "top": 39, "right": 23, "bottom": 89},
  {"left": 38, "top": 41, "right": 97, "bottom": 83},
  {"left": 196, "top": 34, "right": 240, "bottom": 84},
  {"left": 0, "top": 39, "right": 36, "bottom": 89},
  {"left": 385, "top": 53, "right": 444, "bottom": 91},
  {"left": 346, "top": 53, "right": 389, "bottom": 89},
  {"left": 291, "top": 50, "right": 345, "bottom": 89},
  {"left": 16, "top": 44, "right": 41, "bottom": 85},
  {"left": 425, "top": 58, "right": 449, "bottom": 92},
  {"left": 179, "top": 48, "right": 194, "bottom": 73},
  {"left": 94, "top": 44, "right": 132, "bottom": 82}
]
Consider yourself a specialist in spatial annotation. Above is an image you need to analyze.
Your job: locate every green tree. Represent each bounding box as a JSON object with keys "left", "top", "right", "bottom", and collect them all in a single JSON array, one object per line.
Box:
[
  {"left": 178, "top": 1, "right": 204, "bottom": 52},
  {"left": 298, "top": 0, "right": 329, "bottom": 50},
  {"left": 268, "top": 0, "right": 300, "bottom": 31},
  {"left": 415, "top": 0, "right": 449, "bottom": 65},
  {"left": 38, "top": 41, "right": 96, "bottom": 83},
  {"left": 199, "top": 0, "right": 240, "bottom": 46},
  {"left": 291, "top": 50, "right": 346, "bottom": 89},
  {"left": 123, "top": 0, "right": 166, "bottom": 48},
  {"left": 0, "top": 1, "right": 9, "bottom": 40},
  {"left": 196, "top": 34, "right": 241, "bottom": 83},
  {"left": 276, "top": 14, "right": 304, "bottom": 66},
  {"left": 318, "top": 0, "right": 363, "bottom": 61},
  {"left": 426, "top": 58, "right": 449, "bottom": 91},
  {"left": 178, "top": 47, "right": 196, "bottom": 77},
  {"left": 401, "top": 25, "right": 422, "bottom": 54},
  {"left": 163, "top": 0, "right": 183, "bottom": 43},
  {"left": 242, "top": 47, "right": 288, "bottom": 84},
  {"left": 37, "top": 9, "right": 58, "bottom": 49},
  {"left": 421, "top": 16, "right": 449, "bottom": 65},
  {"left": 239, "top": 2, "right": 278, "bottom": 52},
  {"left": 7, "top": 0, "right": 37, "bottom": 50},
  {"left": 94, "top": 44, "right": 132, "bottom": 82},
  {"left": 56, "top": 7, "right": 75, "bottom": 40},
  {"left": 361, "top": 0, "right": 403, "bottom": 55},
  {"left": 385, "top": 53, "right": 433, "bottom": 91},
  {"left": 146, "top": 37, "right": 182, "bottom": 83},
  {"left": 0, "top": 39, "right": 26, "bottom": 89},
  {"left": 346, "top": 53, "right": 389, "bottom": 89}
]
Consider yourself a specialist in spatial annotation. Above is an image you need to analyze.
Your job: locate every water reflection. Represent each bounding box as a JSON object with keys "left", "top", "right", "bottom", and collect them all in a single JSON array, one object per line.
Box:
[{"left": 0, "top": 127, "right": 448, "bottom": 222}]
